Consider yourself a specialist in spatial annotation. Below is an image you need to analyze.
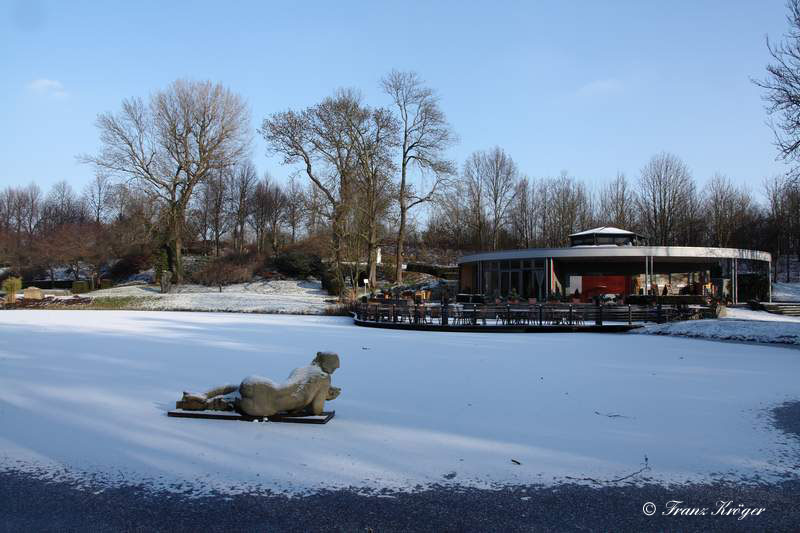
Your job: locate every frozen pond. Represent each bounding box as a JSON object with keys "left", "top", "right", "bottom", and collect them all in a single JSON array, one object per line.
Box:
[{"left": 0, "top": 311, "right": 798, "bottom": 495}]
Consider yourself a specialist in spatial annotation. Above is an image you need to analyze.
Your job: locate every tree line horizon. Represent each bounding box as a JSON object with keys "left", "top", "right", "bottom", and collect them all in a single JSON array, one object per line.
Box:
[{"left": 4, "top": 19, "right": 800, "bottom": 292}]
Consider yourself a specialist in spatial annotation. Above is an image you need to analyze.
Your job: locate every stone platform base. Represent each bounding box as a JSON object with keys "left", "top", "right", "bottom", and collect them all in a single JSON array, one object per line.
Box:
[{"left": 167, "top": 409, "right": 335, "bottom": 424}]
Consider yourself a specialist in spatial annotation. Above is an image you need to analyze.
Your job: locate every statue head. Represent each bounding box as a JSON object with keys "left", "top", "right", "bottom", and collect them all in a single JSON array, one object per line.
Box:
[{"left": 313, "top": 351, "right": 340, "bottom": 374}]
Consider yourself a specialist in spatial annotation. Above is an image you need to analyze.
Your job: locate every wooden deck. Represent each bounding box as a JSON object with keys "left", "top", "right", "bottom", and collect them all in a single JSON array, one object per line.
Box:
[{"left": 352, "top": 316, "right": 642, "bottom": 333}]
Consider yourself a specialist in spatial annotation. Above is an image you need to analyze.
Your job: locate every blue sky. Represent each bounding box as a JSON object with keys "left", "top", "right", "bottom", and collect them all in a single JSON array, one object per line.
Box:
[{"left": 0, "top": 0, "right": 791, "bottom": 198}]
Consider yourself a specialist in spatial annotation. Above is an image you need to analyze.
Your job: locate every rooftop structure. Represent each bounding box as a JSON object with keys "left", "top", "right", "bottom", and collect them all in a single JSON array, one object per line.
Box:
[{"left": 568, "top": 226, "right": 646, "bottom": 247}]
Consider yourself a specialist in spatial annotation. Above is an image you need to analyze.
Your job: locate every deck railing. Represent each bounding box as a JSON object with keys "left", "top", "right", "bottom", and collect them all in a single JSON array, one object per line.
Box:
[{"left": 353, "top": 302, "right": 702, "bottom": 327}]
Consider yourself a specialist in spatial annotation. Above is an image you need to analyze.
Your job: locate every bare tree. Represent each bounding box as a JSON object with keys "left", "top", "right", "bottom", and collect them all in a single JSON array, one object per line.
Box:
[
  {"left": 765, "top": 174, "right": 800, "bottom": 280},
  {"left": 266, "top": 181, "right": 288, "bottom": 255},
  {"left": 381, "top": 70, "right": 456, "bottom": 282},
  {"left": 598, "top": 172, "right": 633, "bottom": 229},
  {"left": 82, "top": 79, "right": 251, "bottom": 283},
  {"left": 0, "top": 183, "right": 41, "bottom": 273},
  {"left": 284, "top": 174, "right": 305, "bottom": 244},
  {"left": 261, "top": 90, "right": 363, "bottom": 287},
  {"left": 704, "top": 174, "right": 750, "bottom": 247},
  {"left": 427, "top": 181, "right": 473, "bottom": 250},
  {"left": 247, "top": 175, "right": 271, "bottom": 254},
  {"left": 109, "top": 183, "right": 160, "bottom": 254},
  {"left": 248, "top": 174, "right": 287, "bottom": 255},
  {"left": 462, "top": 152, "right": 488, "bottom": 249},
  {"left": 83, "top": 172, "right": 114, "bottom": 225},
  {"left": 349, "top": 106, "right": 398, "bottom": 286},
  {"left": 228, "top": 160, "right": 257, "bottom": 253},
  {"left": 202, "top": 171, "right": 229, "bottom": 256},
  {"left": 510, "top": 176, "right": 537, "bottom": 248},
  {"left": 636, "top": 152, "right": 694, "bottom": 245},
  {"left": 261, "top": 180, "right": 287, "bottom": 255},
  {"left": 463, "top": 147, "right": 519, "bottom": 250},
  {"left": 544, "top": 172, "right": 594, "bottom": 247},
  {"left": 676, "top": 179, "right": 704, "bottom": 246},
  {"left": 755, "top": 0, "right": 800, "bottom": 179},
  {"left": 41, "top": 181, "right": 84, "bottom": 231},
  {"left": 303, "top": 182, "right": 326, "bottom": 237}
]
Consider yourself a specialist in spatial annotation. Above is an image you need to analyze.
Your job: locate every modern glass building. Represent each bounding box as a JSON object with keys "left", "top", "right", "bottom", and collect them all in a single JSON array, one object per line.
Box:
[{"left": 457, "top": 227, "right": 773, "bottom": 303}]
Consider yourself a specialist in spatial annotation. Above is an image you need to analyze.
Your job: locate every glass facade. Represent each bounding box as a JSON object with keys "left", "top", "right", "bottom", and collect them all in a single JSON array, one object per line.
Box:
[{"left": 478, "top": 260, "right": 545, "bottom": 300}]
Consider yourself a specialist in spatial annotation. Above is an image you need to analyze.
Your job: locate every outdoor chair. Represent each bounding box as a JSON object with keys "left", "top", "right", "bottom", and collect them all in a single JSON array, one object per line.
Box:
[
  {"left": 416, "top": 307, "right": 426, "bottom": 324},
  {"left": 451, "top": 306, "right": 466, "bottom": 326},
  {"left": 397, "top": 304, "right": 412, "bottom": 323},
  {"left": 460, "top": 304, "right": 479, "bottom": 326},
  {"left": 428, "top": 306, "right": 442, "bottom": 325},
  {"left": 476, "top": 305, "right": 494, "bottom": 325},
  {"left": 492, "top": 306, "right": 509, "bottom": 325}
]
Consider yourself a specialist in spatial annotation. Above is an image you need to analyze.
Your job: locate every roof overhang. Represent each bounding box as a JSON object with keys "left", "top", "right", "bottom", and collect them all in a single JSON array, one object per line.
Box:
[{"left": 458, "top": 246, "right": 772, "bottom": 264}]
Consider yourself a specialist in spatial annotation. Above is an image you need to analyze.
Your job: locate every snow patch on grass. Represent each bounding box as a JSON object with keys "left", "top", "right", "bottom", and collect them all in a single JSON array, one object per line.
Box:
[
  {"left": 773, "top": 282, "right": 800, "bottom": 302},
  {"left": 636, "top": 311, "right": 800, "bottom": 346},
  {"left": 87, "top": 279, "right": 333, "bottom": 315}
]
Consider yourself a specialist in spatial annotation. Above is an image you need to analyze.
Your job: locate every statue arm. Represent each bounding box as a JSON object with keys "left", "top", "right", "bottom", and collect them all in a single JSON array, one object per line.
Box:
[{"left": 309, "top": 388, "right": 327, "bottom": 415}]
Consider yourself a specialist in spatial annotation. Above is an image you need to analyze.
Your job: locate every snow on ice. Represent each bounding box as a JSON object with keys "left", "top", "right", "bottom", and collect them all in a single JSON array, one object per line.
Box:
[{"left": 0, "top": 311, "right": 798, "bottom": 496}]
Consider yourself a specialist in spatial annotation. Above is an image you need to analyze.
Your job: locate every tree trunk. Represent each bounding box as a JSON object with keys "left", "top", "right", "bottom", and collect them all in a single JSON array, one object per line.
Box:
[
  {"left": 366, "top": 220, "right": 378, "bottom": 288},
  {"left": 331, "top": 203, "right": 346, "bottom": 298},
  {"left": 170, "top": 206, "right": 184, "bottom": 285},
  {"left": 395, "top": 156, "right": 409, "bottom": 284},
  {"left": 395, "top": 204, "right": 406, "bottom": 284}
]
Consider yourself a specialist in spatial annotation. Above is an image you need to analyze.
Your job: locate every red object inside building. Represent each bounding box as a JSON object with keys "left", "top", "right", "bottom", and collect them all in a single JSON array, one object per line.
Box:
[{"left": 580, "top": 275, "right": 631, "bottom": 301}]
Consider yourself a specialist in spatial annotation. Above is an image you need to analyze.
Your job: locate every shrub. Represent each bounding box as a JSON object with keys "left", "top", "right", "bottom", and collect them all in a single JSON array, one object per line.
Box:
[
  {"left": 323, "top": 304, "right": 351, "bottom": 316},
  {"left": 2, "top": 277, "right": 22, "bottom": 303},
  {"left": 72, "top": 281, "right": 90, "bottom": 294},
  {"left": 109, "top": 254, "right": 151, "bottom": 281},
  {"left": 274, "top": 251, "right": 322, "bottom": 279},
  {"left": 99, "top": 279, "right": 113, "bottom": 289},
  {"left": 320, "top": 267, "right": 343, "bottom": 296},
  {"left": 191, "top": 252, "right": 263, "bottom": 287}
]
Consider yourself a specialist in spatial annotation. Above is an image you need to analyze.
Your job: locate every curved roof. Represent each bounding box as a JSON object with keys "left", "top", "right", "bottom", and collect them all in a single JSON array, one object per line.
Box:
[
  {"left": 568, "top": 226, "right": 637, "bottom": 237},
  {"left": 458, "top": 245, "right": 771, "bottom": 264}
]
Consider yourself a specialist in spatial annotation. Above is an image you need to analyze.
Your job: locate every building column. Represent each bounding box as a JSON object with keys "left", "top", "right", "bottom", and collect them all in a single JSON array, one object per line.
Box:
[
  {"left": 545, "top": 258, "right": 550, "bottom": 299},
  {"left": 651, "top": 256, "right": 655, "bottom": 295},
  {"left": 768, "top": 260, "right": 772, "bottom": 303}
]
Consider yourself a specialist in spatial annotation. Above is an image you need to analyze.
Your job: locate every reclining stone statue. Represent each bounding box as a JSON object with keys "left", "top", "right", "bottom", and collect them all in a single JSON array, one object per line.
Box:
[{"left": 176, "top": 352, "right": 341, "bottom": 417}]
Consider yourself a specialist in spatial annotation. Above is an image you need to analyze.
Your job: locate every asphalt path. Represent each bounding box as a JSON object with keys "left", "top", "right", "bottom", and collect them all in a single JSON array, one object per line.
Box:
[
  {"left": 3, "top": 401, "right": 799, "bottom": 532},
  {"left": 3, "top": 471, "right": 800, "bottom": 532}
]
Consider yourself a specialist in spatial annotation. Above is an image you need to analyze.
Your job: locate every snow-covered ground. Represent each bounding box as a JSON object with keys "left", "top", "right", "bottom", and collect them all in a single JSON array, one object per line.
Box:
[
  {"left": 87, "top": 279, "right": 333, "bottom": 314},
  {"left": 637, "top": 306, "right": 800, "bottom": 346},
  {"left": 0, "top": 311, "right": 798, "bottom": 496},
  {"left": 723, "top": 306, "right": 800, "bottom": 323},
  {"left": 773, "top": 281, "right": 800, "bottom": 302}
]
